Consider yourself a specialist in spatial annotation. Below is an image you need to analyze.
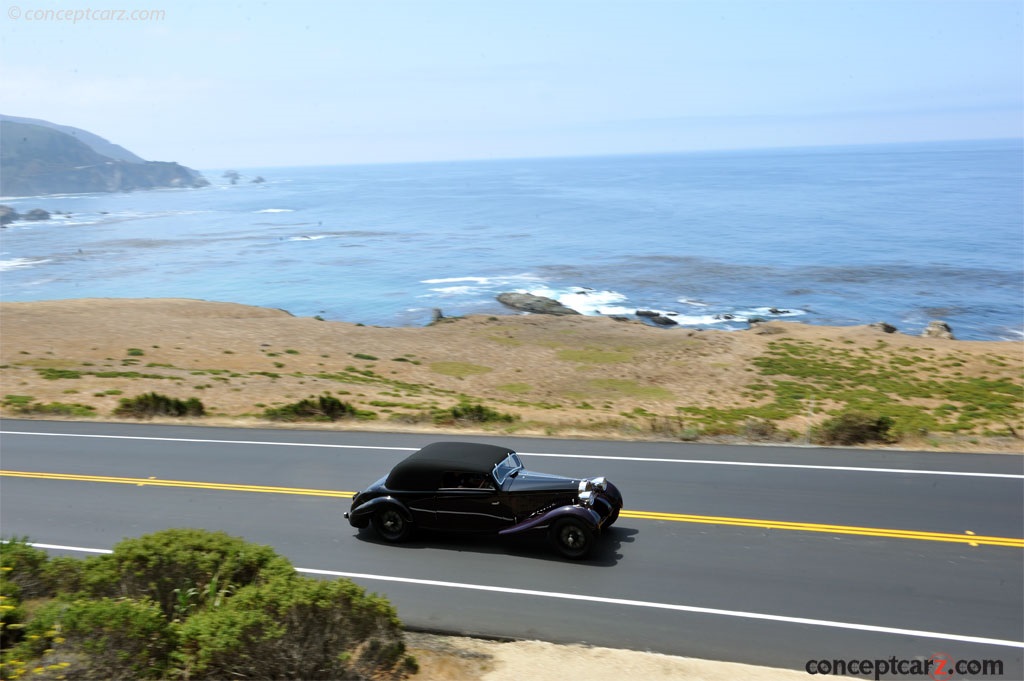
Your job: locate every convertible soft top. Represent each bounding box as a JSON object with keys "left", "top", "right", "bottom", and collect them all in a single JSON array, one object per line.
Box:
[{"left": 385, "top": 442, "right": 515, "bottom": 490}]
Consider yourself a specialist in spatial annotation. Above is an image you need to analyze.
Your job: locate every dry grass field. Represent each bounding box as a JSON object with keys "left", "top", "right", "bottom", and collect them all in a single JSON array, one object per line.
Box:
[{"left": 1, "top": 298, "right": 1021, "bottom": 451}]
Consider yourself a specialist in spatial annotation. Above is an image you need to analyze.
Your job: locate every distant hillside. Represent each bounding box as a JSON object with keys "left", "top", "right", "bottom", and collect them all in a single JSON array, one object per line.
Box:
[
  {"left": 0, "top": 118, "right": 208, "bottom": 196},
  {"left": 0, "top": 114, "right": 146, "bottom": 163}
]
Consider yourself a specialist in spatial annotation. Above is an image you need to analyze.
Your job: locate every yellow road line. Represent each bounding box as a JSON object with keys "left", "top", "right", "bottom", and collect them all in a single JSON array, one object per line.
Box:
[
  {"left": 0, "top": 469, "right": 354, "bottom": 498},
  {"left": 3, "top": 470, "right": 1020, "bottom": 548},
  {"left": 620, "top": 510, "right": 1024, "bottom": 548}
]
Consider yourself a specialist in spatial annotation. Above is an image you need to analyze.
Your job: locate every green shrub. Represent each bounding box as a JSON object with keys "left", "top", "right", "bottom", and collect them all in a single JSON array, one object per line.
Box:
[
  {"left": 178, "top": 576, "right": 410, "bottom": 680},
  {"left": 263, "top": 394, "right": 374, "bottom": 422},
  {"left": 35, "top": 368, "right": 82, "bottom": 380},
  {"left": 81, "top": 529, "right": 294, "bottom": 621},
  {"left": 438, "top": 402, "right": 517, "bottom": 424},
  {"left": 0, "top": 531, "right": 413, "bottom": 681},
  {"left": 113, "top": 392, "right": 205, "bottom": 418},
  {"left": 9, "top": 597, "right": 176, "bottom": 680},
  {"left": 2, "top": 395, "right": 97, "bottom": 418},
  {"left": 815, "top": 411, "right": 894, "bottom": 446},
  {"left": 0, "top": 537, "right": 52, "bottom": 600},
  {"left": 0, "top": 574, "right": 27, "bottom": 650}
]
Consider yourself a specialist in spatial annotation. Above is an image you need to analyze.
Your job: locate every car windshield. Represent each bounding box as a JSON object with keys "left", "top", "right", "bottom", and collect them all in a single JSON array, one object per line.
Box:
[{"left": 492, "top": 453, "right": 523, "bottom": 486}]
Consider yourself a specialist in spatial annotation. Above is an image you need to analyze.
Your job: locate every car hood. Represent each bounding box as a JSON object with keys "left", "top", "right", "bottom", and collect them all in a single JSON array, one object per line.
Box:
[{"left": 507, "top": 470, "right": 580, "bottom": 493}]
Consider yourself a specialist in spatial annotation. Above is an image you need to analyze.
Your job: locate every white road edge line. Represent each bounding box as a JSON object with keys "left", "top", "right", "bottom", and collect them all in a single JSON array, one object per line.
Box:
[
  {"left": 26, "top": 543, "right": 1024, "bottom": 650},
  {"left": 3, "top": 430, "right": 1022, "bottom": 479}
]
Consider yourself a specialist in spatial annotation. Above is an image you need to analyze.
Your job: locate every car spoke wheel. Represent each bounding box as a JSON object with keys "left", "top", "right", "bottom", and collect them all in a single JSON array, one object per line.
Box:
[
  {"left": 372, "top": 506, "right": 412, "bottom": 542},
  {"left": 549, "top": 517, "right": 594, "bottom": 559}
]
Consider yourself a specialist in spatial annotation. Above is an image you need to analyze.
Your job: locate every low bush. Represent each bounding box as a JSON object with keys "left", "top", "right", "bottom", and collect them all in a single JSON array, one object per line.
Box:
[
  {"left": 1, "top": 396, "right": 96, "bottom": 417},
  {"left": 439, "top": 402, "right": 517, "bottom": 425},
  {"left": 262, "top": 394, "right": 375, "bottom": 422},
  {"left": 178, "top": 576, "right": 414, "bottom": 680},
  {"left": 113, "top": 392, "right": 205, "bottom": 418},
  {"left": 0, "top": 576, "right": 27, "bottom": 650},
  {"left": 814, "top": 411, "right": 894, "bottom": 446},
  {"left": 1, "top": 530, "right": 413, "bottom": 681},
  {"left": 11, "top": 597, "right": 176, "bottom": 680},
  {"left": 0, "top": 538, "right": 51, "bottom": 600},
  {"left": 742, "top": 418, "right": 785, "bottom": 441},
  {"left": 81, "top": 528, "right": 294, "bottom": 621}
]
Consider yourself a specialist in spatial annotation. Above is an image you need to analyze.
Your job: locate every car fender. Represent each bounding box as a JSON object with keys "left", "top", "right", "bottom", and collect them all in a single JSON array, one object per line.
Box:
[
  {"left": 498, "top": 504, "right": 601, "bottom": 536},
  {"left": 347, "top": 496, "right": 413, "bottom": 524},
  {"left": 602, "top": 480, "right": 623, "bottom": 507}
]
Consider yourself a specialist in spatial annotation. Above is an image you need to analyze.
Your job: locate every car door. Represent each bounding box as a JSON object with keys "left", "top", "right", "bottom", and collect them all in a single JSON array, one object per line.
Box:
[{"left": 433, "top": 471, "right": 516, "bottom": 532}]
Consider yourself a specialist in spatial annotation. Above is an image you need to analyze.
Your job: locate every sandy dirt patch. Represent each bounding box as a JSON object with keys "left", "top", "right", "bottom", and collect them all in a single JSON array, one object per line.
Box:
[{"left": 405, "top": 633, "right": 817, "bottom": 681}]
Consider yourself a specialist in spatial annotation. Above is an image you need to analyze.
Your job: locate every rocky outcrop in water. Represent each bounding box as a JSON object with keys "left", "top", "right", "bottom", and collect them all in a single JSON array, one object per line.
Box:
[
  {"left": 497, "top": 292, "right": 580, "bottom": 315},
  {"left": 636, "top": 310, "right": 678, "bottom": 326},
  {"left": 0, "top": 118, "right": 208, "bottom": 197},
  {"left": 922, "top": 320, "right": 955, "bottom": 340},
  {"left": 0, "top": 205, "right": 17, "bottom": 226}
]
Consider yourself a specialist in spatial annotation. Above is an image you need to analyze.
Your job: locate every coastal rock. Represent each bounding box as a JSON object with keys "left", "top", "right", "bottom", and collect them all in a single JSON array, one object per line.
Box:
[
  {"left": 630, "top": 311, "right": 679, "bottom": 327},
  {"left": 635, "top": 309, "right": 678, "bottom": 326},
  {"left": 869, "top": 322, "right": 898, "bottom": 334},
  {"left": 0, "top": 205, "right": 17, "bottom": 226},
  {"left": 922, "top": 320, "right": 955, "bottom": 340},
  {"left": 22, "top": 208, "right": 50, "bottom": 221},
  {"left": 768, "top": 307, "right": 790, "bottom": 315},
  {"left": 497, "top": 292, "right": 580, "bottom": 316}
]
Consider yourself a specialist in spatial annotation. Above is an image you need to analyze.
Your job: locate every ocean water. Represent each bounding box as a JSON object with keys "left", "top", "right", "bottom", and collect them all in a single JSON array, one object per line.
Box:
[{"left": 1, "top": 139, "right": 1022, "bottom": 340}]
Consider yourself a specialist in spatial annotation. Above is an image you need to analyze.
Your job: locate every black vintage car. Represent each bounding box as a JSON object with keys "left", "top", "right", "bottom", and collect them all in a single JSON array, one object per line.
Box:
[{"left": 345, "top": 442, "right": 623, "bottom": 558}]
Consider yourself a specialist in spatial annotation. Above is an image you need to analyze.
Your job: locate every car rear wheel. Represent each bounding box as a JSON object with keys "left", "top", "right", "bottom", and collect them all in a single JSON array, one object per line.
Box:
[
  {"left": 372, "top": 506, "right": 412, "bottom": 542},
  {"left": 549, "top": 517, "right": 594, "bottom": 559}
]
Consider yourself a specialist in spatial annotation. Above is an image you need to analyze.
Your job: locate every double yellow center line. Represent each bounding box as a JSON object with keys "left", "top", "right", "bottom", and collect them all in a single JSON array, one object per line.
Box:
[
  {"left": 3, "top": 470, "right": 1021, "bottom": 548},
  {"left": 0, "top": 469, "right": 355, "bottom": 498}
]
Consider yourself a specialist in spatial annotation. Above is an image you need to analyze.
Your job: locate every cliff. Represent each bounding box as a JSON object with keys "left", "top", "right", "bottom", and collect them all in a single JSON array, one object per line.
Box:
[{"left": 0, "top": 118, "right": 208, "bottom": 196}]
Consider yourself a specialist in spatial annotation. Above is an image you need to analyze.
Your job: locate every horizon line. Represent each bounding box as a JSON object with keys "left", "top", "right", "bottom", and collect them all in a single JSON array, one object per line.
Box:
[{"left": 205, "top": 136, "right": 1024, "bottom": 173}]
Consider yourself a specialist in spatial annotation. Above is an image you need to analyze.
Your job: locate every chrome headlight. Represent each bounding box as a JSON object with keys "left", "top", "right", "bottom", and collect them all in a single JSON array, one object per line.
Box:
[
  {"left": 578, "top": 479, "right": 593, "bottom": 495},
  {"left": 590, "top": 476, "right": 607, "bottom": 492},
  {"left": 578, "top": 490, "right": 595, "bottom": 507}
]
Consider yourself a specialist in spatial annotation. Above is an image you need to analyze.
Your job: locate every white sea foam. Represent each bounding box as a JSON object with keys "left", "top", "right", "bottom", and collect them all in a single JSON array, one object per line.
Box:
[
  {"left": 524, "top": 286, "right": 631, "bottom": 316},
  {"left": 286, "top": 234, "right": 334, "bottom": 241},
  {"left": 0, "top": 258, "right": 52, "bottom": 272},
  {"left": 740, "top": 306, "right": 806, "bottom": 319},
  {"left": 429, "top": 285, "right": 478, "bottom": 296},
  {"left": 255, "top": 208, "right": 294, "bottom": 213},
  {"left": 422, "top": 276, "right": 492, "bottom": 285}
]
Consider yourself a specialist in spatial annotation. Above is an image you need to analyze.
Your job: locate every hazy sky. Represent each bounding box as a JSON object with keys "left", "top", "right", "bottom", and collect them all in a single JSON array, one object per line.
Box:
[{"left": 2, "top": 0, "right": 1021, "bottom": 168}]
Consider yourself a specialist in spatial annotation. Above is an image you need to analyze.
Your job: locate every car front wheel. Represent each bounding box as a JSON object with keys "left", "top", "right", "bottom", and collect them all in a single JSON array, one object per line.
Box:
[
  {"left": 549, "top": 517, "right": 594, "bottom": 559},
  {"left": 372, "top": 506, "right": 412, "bottom": 542}
]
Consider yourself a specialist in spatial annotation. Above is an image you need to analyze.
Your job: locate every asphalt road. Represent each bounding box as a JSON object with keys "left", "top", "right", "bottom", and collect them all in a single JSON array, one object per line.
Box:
[{"left": 1, "top": 418, "right": 1022, "bottom": 676}]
